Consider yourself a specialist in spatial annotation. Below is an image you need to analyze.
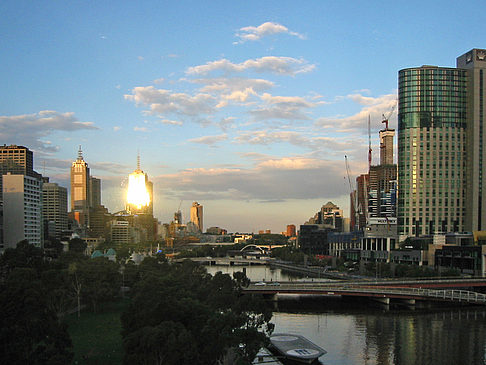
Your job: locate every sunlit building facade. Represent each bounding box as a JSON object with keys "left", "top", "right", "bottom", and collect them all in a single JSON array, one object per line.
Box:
[
  {"left": 126, "top": 156, "right": 153, "bottom": 216},
  {"left": 398, "top": 65, "right": 468, "bottom": 238},
  {"left": 190, "top": 201, "right": 203, "bottom": 233},
  {"left": 3, "top": 173, "right": 43, "bottom": 249},
  {"left": 71, "top": 146, "right": 91, "bottom": 226}
]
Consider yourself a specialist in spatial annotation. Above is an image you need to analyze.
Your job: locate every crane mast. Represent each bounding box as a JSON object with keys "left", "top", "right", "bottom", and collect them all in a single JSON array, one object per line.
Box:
[
  {"left": 368, "top": 115, "right": 372, "bottom": 173},
  {"left": 345, "top": 155, "right": 359, "bottom": 231}
]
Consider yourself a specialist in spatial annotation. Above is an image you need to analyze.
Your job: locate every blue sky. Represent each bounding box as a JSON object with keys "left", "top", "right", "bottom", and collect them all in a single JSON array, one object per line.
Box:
[{"left": 1, "top": 1, "right": 485, "bottom": 233}]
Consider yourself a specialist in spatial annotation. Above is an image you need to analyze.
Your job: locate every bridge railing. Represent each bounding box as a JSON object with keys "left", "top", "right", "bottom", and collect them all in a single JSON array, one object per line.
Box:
[{"left": 246, "top": 283, "right": 486, "bottom": 304}]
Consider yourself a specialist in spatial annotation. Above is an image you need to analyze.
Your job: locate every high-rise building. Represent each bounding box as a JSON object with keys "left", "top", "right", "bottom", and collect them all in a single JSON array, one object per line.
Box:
[
  {"left": 368, "top": 124, "right": 397, "bottom": 219},
  {"left": 286, "top": 224, "right": 296, "bottom": 237},
  {"left": 89, "top": 177, "right": 101, "bottom": 208},
  {"left": 355, "top": 174, "right": 369, "bottom": 230},
  {"left": 190, "top": 201, "right": 203, "bottom": 233},
  {"left": 0, "top": 145, "right": 43, "bottom": 250},
  {"left": 2, "top": 173, "right": 43, "bottom": 250},
  {"left": 397, "top": 48, "right": 486, "bottom": 239},
  {"left": 0, "top": 144, "right": 41, "bottom": 202},
  {"left": 126, "top": 155, "right": 153, "bottom": 216},
  {"left": 70, "top": 146, "right": 91, "bottom": 226},
  {"left": 457, "top": 49, "right": 486, "bottom": 232},
  {"left": 42, "top": 179, "right": 68, "bottom": 240}
]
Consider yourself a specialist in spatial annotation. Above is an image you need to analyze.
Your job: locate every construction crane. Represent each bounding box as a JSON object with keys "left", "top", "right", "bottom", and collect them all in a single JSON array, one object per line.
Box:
[
  {"left": 345, "top": 155, "right": 359, "bottom": 230},
  {"left": 368, "top": 115, "right": 372, "bottom": 172},
  {"left": 382, "top": 101, "right": 397, "bottom": 130}
]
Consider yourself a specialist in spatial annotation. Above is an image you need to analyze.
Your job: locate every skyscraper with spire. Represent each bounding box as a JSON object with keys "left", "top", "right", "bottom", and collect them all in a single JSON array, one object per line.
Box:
[
  {"left": 70, "top": 146, "right": 91, "bottom": 226},
  {"left": 126, "top": 153, "right": 153, "bottom": 216}
]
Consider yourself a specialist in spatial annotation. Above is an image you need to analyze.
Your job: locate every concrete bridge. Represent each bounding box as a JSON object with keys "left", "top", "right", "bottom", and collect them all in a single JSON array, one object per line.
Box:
[
  {"left": 244, "top": 279, "right": 486, "bottom": 306},
  {"left": 173, "top": 256, "right": 270, "bottom": 266}
]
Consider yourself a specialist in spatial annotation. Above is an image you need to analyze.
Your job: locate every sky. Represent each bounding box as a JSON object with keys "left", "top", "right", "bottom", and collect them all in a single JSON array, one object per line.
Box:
[{"left": 1, "top": 1, "right": 486, "bottom": 233}]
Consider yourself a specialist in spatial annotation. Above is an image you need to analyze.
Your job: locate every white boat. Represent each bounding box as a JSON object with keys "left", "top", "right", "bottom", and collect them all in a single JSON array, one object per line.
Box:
[
  {"left": 269, "top": 333, "right": 327, "bottom": 364},
  {"left": 252, "top": 347, "right": 284, "bottom": 364}
]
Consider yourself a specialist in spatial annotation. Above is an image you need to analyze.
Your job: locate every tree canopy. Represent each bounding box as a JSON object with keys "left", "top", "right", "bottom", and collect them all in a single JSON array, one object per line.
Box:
[{"left": 121, "top": 260, "right": 273, "bottom": 364}]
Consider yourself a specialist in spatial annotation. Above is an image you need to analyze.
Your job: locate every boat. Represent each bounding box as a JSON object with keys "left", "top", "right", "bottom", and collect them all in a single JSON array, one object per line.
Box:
[
  {"left": 269, "top": 333, "right": 327, "bottom": 364},
  {"left": 252, "top": 347, "right": 284, "bottom": 364}
]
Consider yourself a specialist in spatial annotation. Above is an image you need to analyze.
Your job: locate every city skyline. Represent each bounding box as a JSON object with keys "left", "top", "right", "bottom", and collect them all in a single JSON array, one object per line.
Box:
[{"left": 1, "top": 1, "right": 486, "bottom": 232}]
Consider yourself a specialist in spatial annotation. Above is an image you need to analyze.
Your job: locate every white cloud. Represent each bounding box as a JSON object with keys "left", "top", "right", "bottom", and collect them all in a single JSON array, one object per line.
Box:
[
  {"left": 235, "top": 22, "right": 305, "bottom": 43},
  {"left": 191, "top": 77, "right": 273, "bottom": 108},
  {"left": 154, "top": 156, "right": 346, "bottom": 202},
  {"left": 315, "top": 92, "right": 397, "bottom": 131},
  {"left": 186, "top": 56, "right": 315, "bottom": 76},
  {"left": 219, "top": 117, "right": 236, "bottom": 131},
  {"left": 249, "top": 93, "right": 317, "bottom": 121},
  {"left": 159, "top": 118, "right": 183, "bottom": 126},
  {"left": 153, "top": 78, "right": 165, "bottom": 84},
  {"left": 125, "top": 86, "right": 216, "bottom": 117},
  {"left": 235, "top": 130, "right": 308, "bottom": 146},
  {"left": 113, "top": 126, "right": 121, "bottom": 131},
  {"left": 134, "top": 126, "right": 148, "bottom": 132},
  {"left": 0, "top": 110, "right": 98, "bottom": 151},
  {"left": 188, "top": 134, "right": 227, "bottom": 145}
]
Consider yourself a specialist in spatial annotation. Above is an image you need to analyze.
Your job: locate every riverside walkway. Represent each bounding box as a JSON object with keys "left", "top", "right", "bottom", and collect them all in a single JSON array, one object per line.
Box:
[{"left": 244, "top": 280, "right": 486, "bottom": 306}]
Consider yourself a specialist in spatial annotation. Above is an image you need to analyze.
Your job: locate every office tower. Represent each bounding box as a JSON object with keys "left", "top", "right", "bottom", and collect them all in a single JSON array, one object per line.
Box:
[
  {"left": 0, "top": 145, "right": 41, "bottom": 202},
  {"left": 42, "top": 179, "right": 68, "bottom": 239},
  {"left": 190, "top": 202, "right": 203, "bottom": 233},
  {"left": 355, "top": 174, "right": 369, "bottom": 230},
  {"left": 457, "top": 49, "right": 486, "bottom": 231},
  {"left": 2, "top": 173, "right": 43, "bottom": 249},
  {"left": 89, "top": 177, "right": 101, "bottom": 208},
  {"left": 320, "top": 202, "right": 343, "bottom": 231},
  {"left": 126, "top": 155, "right": 153, "bottom": 216},
  {"left": 70, "top": 146, "right": 91, "bottom": 226},
  {"left": 286, "top": 224, "right": 296, "bottom": 237},
  {"left": 398, "top": 62, "right": 468, "bottom": 238}
]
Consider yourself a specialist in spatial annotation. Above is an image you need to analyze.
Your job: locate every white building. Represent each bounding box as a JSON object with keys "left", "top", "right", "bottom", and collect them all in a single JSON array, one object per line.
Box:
[{"left": 2, "top": 173, "right": 42, "bottom": 250}]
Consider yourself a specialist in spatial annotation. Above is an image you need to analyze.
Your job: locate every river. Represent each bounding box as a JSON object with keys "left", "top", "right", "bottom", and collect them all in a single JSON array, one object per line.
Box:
[{"left": 206, "top": 264, "right": 486, "bottom": 365}]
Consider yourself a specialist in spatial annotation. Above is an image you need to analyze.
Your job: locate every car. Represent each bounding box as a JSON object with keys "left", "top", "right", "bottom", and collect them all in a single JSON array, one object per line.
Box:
[{"left": 254, "top": 281, "right": 267, "bottom": 286}]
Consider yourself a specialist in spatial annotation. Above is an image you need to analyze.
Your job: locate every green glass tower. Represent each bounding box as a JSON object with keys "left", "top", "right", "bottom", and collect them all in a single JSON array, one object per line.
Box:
[{"left": 398, "top": 66, "right": 468, "bottom": 238}]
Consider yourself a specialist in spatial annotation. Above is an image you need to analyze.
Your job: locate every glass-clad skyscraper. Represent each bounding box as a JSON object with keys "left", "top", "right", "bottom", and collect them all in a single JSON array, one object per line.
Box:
[{"left": 398, "top": 66, "right": 468, "bottom": 238}]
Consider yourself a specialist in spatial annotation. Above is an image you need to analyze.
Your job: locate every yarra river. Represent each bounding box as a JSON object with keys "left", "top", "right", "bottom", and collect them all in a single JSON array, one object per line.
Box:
[{"left": 206, "top": 264, "right": 486, "bottom": 365}]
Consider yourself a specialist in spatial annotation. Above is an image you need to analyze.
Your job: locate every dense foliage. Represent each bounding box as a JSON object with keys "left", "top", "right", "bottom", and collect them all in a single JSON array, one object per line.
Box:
[
  {"left": 121, "top": 257, "right": 273, "bottom": 365},
  {"left": 0, "top": 242, "right": 74, "bottom": 364}
]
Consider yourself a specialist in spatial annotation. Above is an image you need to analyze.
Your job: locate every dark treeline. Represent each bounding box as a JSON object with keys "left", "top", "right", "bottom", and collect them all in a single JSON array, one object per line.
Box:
[{"left": 0, "top": 241, "right": 273, "bottom": 364}]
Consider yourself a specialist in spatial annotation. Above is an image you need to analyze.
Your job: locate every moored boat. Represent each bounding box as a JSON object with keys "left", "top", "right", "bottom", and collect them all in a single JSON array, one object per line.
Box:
[{"left": 269, "top": 333, "right": 327, "bottom": 364}]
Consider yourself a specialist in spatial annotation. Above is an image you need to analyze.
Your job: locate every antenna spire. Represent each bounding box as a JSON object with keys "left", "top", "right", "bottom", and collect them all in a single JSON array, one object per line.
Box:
[
  {"left": 78, "top": 145, "right": 83, "bottom": 160},
  {"left": 137, "top": 150, "right": 141, "bottom": 171}
]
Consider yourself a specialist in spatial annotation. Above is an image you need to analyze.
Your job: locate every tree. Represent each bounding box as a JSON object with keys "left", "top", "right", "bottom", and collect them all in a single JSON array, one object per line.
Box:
[
  {"left": 0, "top": 240, "right": 45, "bottom": 278},
  {"left": 69, "top": 237, "right": 87, "bottom": 254},
  {"left": 76, "top": 257, "right": 121, "bottom": 313},
  {"left": 121, "top": 261, "right": 273, "bottom": 364},
  {"left": 0, "top": 268, "right": 73, "bottom": 364}
]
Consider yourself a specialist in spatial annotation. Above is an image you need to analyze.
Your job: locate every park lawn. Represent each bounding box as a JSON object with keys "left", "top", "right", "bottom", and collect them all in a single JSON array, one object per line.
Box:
[{"left": 66, "top": 299, "right": 129, "bottom": 364}]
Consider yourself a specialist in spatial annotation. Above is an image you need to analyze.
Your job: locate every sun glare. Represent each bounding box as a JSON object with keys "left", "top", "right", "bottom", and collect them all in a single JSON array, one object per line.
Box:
[{"left": 126, "top": 172, "right": 150, "bottom": 209}]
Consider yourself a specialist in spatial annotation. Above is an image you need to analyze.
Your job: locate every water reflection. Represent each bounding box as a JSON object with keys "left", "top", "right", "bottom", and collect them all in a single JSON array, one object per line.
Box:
[
  {"left": 273, "top": 299, "right": 486, "bottom": 365},
  {"left": 205, "top": 265, "right": 486, "bottom": 364}
]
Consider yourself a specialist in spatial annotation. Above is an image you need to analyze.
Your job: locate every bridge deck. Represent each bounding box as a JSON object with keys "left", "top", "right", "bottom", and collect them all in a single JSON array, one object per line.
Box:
[{"left": 244, "top": 281, "right": 486, "bottom": 305}]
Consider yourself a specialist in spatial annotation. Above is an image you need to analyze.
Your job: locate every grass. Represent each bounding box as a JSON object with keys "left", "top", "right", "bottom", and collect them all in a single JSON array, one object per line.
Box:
[{"left": 65, "top": 299, "right": 129, "bottom": 364}]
